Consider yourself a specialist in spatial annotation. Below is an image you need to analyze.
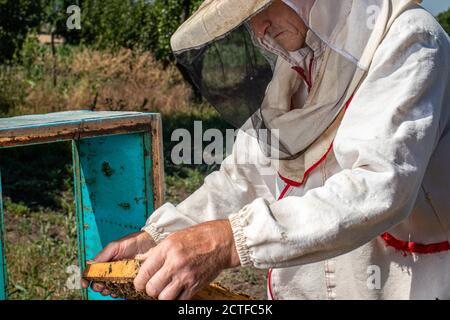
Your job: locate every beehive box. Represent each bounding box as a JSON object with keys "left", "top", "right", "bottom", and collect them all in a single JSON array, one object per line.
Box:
[
  {"left": 0, "top": 111, "right": 164, "bottom": 300},
  {"left": 83, "top": 259, "right": 252, "bottom": 300}
]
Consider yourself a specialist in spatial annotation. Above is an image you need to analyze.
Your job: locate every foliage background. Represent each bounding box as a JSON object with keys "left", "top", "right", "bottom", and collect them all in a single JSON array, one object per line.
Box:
[
  {"left": 438, "top": 8, "right": 450, "bottom": 35},
  {"left": 0, "top": 0, "right": 205, "bottom": 65}
]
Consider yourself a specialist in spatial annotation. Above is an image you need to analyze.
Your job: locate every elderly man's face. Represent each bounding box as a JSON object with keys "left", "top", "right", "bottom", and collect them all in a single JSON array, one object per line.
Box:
[{"left": 250, "top": 0, "right": 308, "bottom": 52}]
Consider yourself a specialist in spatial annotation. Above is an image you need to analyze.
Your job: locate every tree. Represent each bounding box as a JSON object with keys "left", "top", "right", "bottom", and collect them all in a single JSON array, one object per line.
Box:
[
  {"left": 0, "top": 0, "right": 43, "bottom": 63},
  {"left": 43, "top": 0, "right": 69, "bottom": 86},
  {"left": 437, "top": 7, "right": 450, "bottom": 35},
  {"left": 51, "top": 0, "right": 202, "bottom": 64}
]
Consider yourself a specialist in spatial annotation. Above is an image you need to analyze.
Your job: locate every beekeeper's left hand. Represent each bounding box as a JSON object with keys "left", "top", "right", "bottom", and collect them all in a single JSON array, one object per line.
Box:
[{"left": 133, "top": 220, "right": 240, "bottom": 300}]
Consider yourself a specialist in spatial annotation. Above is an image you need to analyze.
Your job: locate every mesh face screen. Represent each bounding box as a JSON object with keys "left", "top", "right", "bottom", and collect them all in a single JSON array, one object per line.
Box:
[{"left": 176, "top": 25, "right": 276, "bottom": 129}]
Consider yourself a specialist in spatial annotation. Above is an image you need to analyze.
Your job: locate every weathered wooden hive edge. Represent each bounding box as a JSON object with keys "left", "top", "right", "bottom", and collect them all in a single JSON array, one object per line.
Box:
[{"left": 0, "top": 113, "right": 160, "bottom": 148}]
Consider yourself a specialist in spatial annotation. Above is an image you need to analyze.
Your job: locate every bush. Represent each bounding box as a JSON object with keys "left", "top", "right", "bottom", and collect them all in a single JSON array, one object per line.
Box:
[{"left": 10, "top": 44, "right": 193, "bottom": 115}]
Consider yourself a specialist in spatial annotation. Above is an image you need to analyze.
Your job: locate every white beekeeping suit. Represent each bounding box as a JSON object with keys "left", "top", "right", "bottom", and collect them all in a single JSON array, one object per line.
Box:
[{"left": 142, "top": 0, "right": 450, "bottom": 299}]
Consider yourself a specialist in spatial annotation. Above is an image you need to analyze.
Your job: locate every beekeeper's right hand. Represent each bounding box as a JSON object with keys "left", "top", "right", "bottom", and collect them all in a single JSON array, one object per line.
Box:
[{"left": 80, "top": 231, "right": 156, "bottom": 297}]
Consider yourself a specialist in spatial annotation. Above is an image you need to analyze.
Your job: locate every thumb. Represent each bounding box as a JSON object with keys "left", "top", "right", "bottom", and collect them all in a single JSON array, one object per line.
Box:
[{"left": 94, "top": 243, "right": 119, "bottom": 262}]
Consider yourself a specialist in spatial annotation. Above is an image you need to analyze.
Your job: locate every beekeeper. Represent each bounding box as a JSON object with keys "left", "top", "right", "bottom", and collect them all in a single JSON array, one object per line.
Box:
[{"left": 83, "top": 0, "right": 450, "bottom": 299}]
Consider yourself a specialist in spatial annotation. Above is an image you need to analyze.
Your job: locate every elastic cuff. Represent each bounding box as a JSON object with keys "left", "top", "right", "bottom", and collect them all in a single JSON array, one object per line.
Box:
[
  {"left": 229, "top": 211, "right": 252, "bottom": 267},
  {"left": 141, "top": 223, "right": 168, "bottom": 244}
]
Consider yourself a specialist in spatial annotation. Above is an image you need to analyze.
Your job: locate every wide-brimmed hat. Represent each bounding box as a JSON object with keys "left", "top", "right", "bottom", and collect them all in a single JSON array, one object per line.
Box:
[{"left": 171, "top": 0, "right": 271, "bottom": 53}]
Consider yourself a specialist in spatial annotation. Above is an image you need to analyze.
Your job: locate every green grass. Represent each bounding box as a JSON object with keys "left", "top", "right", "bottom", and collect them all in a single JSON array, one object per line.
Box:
[
  {"left": 165, "top": 167, "right": 206, "bottom": 204},
  {"left": 4, "top": 195, "right": 82, "bottom": 300}
]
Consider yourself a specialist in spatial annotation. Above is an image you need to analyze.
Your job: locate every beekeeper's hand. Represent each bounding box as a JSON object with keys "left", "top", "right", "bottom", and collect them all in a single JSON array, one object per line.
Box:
[
  {"left": 133, "top": 220, "right": 240, "bottom": 300},
  {"left": 81, "top": 231, "right": 156, "bottom": 296}
]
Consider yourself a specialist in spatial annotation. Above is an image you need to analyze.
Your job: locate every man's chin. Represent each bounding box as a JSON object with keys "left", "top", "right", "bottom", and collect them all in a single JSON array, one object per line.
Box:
[
  {"left": 284, "top": 43, "right": 305, "bottom": 52},
  {"left": 275, "top": 36, "right": 306, "bottom": 52}
]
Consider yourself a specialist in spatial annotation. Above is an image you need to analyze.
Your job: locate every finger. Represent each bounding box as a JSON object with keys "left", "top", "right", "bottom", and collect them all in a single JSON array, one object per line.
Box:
[
  {"left": 81, "top": 279, "right": 90, "bottom": 289},
  {"left": 134, "top": 247, "right": 164, "bottom": 292},
  {"left": 144, "top": 267, "right": 172, "bottom": 299},
  {"left": 101, "top": 289, "right": 111, "bottom": 297},
  {"left": 94, "top": 243, "right": 119, "bottom": 262},
  {"left": 135, "top": 254, "right": 148, "bottom": 261},
  {"left": 158, "top": 281, "right": 184, "bottom": 300},
  {"left": 91, "top": 282, "right": 105, "bottom": 292}
]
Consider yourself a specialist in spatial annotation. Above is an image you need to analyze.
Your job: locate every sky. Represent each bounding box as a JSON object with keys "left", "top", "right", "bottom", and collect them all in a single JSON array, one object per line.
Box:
[{"left": 421, "top": 0, "right": 450, "bottom": 15}]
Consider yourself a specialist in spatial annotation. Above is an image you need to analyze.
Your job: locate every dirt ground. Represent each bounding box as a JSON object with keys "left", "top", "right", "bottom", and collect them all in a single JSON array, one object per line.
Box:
[{"left": 216, "top": 267, "right": 267, "bottom": 300}]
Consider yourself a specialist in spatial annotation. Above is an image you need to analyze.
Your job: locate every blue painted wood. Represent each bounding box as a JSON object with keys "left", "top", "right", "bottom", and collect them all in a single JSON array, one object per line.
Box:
[
  {"left": 0, "top": 110, "right": 148, "bottom": 131},
  {"left": 73, "top": 132, "right": 154, "bottom": 300},
  {"left": 0, "top": 169, "right": 7, "bottom": 300}
]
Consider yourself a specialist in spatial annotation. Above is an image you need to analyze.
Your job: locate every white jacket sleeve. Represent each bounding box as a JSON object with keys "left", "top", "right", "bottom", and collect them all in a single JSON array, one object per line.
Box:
[
  {"left": 229, "top": 19, "right": 450, "bottom": 268},
  {"left": 142, "top": 131, "right": 276, "bottom": 244}
]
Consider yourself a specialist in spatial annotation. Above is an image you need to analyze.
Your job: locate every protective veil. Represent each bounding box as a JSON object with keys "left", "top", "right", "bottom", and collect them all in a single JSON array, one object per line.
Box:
[{"left": 172, "top": 0, "right": 422, "bottom": 161}]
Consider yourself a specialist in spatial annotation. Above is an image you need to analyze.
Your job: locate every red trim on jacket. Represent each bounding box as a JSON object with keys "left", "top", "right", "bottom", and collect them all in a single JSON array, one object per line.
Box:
[
  {"left": 292, "top": 57, "right": 314, "bottom": 92},
  {"left": 381, "top": 232, "right": 450, "bottom": 254},
  {"left": 267, "top": 268, "right": 275, "bottom": 300},
  {"left": 278, "top": 184, "right": 292, "bottom": 200},
  {"left": 278, "top": 142, "right": 334, "bottom": 187}
]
